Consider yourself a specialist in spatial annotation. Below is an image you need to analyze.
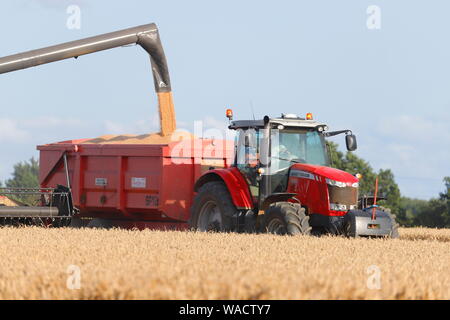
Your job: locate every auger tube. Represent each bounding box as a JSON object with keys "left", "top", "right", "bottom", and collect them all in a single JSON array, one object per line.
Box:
[{"left": 0, "top": 23, "right": 176, "bottom": 136}]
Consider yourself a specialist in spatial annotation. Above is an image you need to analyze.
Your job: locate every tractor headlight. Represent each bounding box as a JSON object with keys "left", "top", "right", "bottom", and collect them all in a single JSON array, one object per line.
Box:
[{"left": 325, "top": 178, "right": 347, "bottom": 188}]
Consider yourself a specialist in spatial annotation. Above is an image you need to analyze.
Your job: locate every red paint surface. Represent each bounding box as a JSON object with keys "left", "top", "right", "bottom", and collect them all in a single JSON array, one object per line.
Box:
[
  {"left": 38, "top": 139, "right": 234, "bottom": 224},
  {"left": 287, "top": 163, "right": 359, "bottom": 216},
  {"left": 196, "top": 167, "right": 253, "bottom": 209}
]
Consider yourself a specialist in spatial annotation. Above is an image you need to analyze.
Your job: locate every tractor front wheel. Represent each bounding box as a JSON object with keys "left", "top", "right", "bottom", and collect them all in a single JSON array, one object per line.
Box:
[
  {"left": 190, "top": 181, "right": 236, "bottom": 232},
  {"left": 263, "top": 202, "right": 311, "bottom": 235}
]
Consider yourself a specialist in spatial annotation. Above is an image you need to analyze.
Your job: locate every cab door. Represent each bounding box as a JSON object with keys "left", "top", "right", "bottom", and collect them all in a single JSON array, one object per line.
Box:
[{"left": 235, "top": 129, "right": 260, "bottom": 204}]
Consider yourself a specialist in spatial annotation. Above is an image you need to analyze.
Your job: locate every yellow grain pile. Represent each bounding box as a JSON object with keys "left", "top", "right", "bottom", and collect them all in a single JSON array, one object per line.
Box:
[
  {"left": 80, "top": 91, "right": 181, "bottom": 145},
  {"left": 0, "top": 196, "right": 19, "bottom": 207},
  {"left": 0, "top": 227, "right": 449, "bottom": 300},
  {"left": 82, "top": 131, "right": 194, "bottom": 145}
]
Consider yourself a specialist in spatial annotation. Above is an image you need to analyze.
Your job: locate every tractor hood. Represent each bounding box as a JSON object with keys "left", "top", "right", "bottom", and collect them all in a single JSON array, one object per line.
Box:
[{"left": 290, "top": 163, "right": 358, "bottom": 185}]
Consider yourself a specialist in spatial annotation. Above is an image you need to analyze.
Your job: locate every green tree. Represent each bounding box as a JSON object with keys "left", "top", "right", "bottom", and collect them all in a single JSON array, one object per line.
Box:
[
  {"left": 440, "top": 177, "right": 450, "bottom": 201},
  {"left": 5, "top": 158, "right": 39, "bottom": 189},
  {"left": 377, "top": 169, "right": 401, "bottom": 216},
  {"left": 413, "top": 177, "right": 450, "bottom": 228},
  {"left": 4, "top": 158, "right": 40, "bottom": 205},
  {"left": 397, "top": 197, "right": 429, "bottom": 226},
  {"left": 441, "top": 177, "right": 450, "bottom": 226}
]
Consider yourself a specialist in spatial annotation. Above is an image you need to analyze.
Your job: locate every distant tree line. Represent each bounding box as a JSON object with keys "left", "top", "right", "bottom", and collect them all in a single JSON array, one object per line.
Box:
[
  {"left": 0, "top": 158, "right": 39, "bottom": 189},
  {"left": 398, "top": 178, "right": 449, "bottom": 228},
  {"left": 1, "top": 153, "right": 449, "bottom": 228}
]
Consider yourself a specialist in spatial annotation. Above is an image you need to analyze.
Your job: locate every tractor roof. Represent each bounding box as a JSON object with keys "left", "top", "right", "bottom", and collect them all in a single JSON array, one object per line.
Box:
[{"left": 229, "top": 115, "right": 327, "bottom": 130}]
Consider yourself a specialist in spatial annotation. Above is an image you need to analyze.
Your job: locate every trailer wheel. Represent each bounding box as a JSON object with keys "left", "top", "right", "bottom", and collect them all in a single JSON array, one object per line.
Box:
[
  {"left": 263, "top": 202, "right": 311, "bottom": 235},
  {"left": 190, "top": 181, "right": 236, "bottom": 232}
]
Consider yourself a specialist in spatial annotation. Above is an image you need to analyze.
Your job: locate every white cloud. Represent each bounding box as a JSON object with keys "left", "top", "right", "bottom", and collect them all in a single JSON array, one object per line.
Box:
[
  {"left": 28, "top": 0, "right": 85, "bottom": 9},
  {"left": 103, "top": 120, "right": 127, "bottom": 135},
  {"left": 203, "top": 116, "right": 229, "bottom": 131},
  {"left": 0, "top": 118, "right": 29, "bottom": 143},
  {"left": 0, "top": 115, "right": 94, "bottom": 182},
  {"left": 354, "top": 114, "right": 450, "bottom": 199},
  {"left": 103, "top": 114, "right": 160, "bottom": 135},
  {"left": 0, "top": 116, "right": 90, "bottom": 143},
  {"left": 385, "top": 143, "right": 415, "bottom": 167},
  {"left": 377, "top": 114, "right": 450, "bottom": 143},
  {"left": 22, "top": 116, "right": 85, "bottom": 129}
]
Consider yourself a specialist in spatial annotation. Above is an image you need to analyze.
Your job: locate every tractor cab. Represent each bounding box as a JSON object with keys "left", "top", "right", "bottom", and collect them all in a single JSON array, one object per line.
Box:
[{"left": 228, "top": 113, "right": 357, "bottom": 211}]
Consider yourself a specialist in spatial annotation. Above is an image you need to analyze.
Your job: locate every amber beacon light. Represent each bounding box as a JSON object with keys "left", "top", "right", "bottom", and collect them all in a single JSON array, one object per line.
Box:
[{"left": 226, "top": 109, "right": 233, "bottom": 120}]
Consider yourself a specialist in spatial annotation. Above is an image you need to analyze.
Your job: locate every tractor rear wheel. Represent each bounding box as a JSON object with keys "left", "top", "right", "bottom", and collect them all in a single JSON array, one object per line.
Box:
[
  {"left": 190, "top": 181, "right": 236, "bottom": 232},
  {"left": 263, "top": 202, "right": 311, "bottom": 235}
]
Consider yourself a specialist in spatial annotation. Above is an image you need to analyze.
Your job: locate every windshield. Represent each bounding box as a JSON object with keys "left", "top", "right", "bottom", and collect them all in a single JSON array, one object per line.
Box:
[{"left": 270, "top": 128, "right": 329, "bottom": 170}]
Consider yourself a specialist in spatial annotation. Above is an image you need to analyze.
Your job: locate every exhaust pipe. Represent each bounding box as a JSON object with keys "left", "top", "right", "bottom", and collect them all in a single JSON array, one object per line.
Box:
[{"left": 0, "top": 23, "right": 176, "bottom": 136}]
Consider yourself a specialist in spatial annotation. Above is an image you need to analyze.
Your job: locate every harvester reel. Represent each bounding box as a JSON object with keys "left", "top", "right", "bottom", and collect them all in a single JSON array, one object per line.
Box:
[
  {"left": 0, "top": 216, "right": 72, "bottom": 228},
  {"left": 0, "top": 187, "right": 74, "bottom": 228}
]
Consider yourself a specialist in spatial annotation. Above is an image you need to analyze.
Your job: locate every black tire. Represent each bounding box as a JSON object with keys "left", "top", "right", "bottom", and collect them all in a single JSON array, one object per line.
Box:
[
  {"left": 263, "top": 202, "right": 311, "bottom": 235},
  {"left": 244, "top": 211, "right": 257, "bottom": 233},
  {"left": 190, "top": 181, "right": 237, "bottom": 232},
  {"left": 379, "top": 207, "right": 400, "bottom": 238},
  {"left": 343, "top": 213, "right": 358, "bottom": 238}
]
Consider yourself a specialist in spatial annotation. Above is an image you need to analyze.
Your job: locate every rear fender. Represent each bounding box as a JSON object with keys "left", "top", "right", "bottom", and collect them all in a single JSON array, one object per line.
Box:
[
  {"left": 194, "top": 167, "right": 253, "bottom": 210},
  {"left": 261, "top": 193, "right": 298, "bottom": 210}
]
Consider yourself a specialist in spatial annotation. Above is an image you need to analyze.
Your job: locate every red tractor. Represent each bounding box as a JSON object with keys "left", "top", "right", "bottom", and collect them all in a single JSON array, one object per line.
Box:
[{"left": 191, "top": 112, "right": 399, "bottom": 237}]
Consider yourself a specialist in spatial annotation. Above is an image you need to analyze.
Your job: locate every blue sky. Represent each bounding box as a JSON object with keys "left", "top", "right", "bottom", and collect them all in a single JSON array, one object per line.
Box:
[{"left": 0, "top": 0, "right": 448, "bottom": 199}]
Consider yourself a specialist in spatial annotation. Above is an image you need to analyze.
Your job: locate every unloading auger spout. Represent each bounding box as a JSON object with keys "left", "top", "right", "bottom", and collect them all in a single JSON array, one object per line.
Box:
[{"left": 0, "top": 23, "right": 176, "bottom": 136}]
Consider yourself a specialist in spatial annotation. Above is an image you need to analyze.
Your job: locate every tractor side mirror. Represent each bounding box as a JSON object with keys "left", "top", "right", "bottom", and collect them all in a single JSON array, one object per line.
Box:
[{"left": 346, "top": 134, "right": 357, "bottom": 151}]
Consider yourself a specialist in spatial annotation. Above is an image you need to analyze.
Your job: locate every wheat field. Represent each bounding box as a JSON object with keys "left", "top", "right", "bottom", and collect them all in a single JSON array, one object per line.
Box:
[{"left": 0, "top": 227, "right": 448, "bottom": 300}]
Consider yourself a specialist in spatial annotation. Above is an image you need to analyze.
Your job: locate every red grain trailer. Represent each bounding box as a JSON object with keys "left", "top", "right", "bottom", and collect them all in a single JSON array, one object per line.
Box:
[{"left": 37, "top": 138, "right": 234, "bottom": 229}]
